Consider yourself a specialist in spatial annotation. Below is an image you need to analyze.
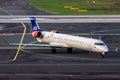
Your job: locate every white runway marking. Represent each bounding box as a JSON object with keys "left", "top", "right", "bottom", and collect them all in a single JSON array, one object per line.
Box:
[{"left": 0, "top": 15, "right": 120, "bottom": 23}]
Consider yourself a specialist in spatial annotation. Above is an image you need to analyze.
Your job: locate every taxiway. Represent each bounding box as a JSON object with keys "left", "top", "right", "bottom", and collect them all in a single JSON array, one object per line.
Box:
[{"left": 0, "top": 0, "right": 120, "bottom": 80}]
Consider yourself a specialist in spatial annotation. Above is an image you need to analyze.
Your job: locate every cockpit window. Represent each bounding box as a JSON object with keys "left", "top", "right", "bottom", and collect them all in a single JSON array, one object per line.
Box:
[{"left": 95, "top": 43, "right": 104, "bottom": 46}]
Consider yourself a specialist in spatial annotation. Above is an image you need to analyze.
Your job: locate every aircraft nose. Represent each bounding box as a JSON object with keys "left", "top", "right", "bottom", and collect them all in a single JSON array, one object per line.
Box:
[{"left": 103, "top": 46, "right": 109, "bottom": 52}]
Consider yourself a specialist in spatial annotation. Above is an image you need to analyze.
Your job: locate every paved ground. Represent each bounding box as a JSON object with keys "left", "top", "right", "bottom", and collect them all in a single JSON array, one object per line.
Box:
[
  {"left": 1, "top": 16, "right": 120, "bottom": 23},
  {"left": 0, "top": 23, "right": 120, "bottom": 80},
  {"left": 0, "top": 0, "right": 120, "bottom": 80},
  {"left": 0, "top": 0, "right": 50, "bottom": 15}
]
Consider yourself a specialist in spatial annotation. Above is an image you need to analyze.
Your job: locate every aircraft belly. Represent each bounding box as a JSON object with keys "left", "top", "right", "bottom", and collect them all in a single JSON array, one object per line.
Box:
[{"left": 69, "top": 42, "right": 92, "bottom": 51}]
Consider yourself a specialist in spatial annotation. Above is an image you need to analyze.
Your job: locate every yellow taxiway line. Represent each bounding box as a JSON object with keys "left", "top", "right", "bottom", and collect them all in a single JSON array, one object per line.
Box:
[
  {"left": 13, "top": 23, "right": 26, "bottom": 61},
  {"left": 0, "top": 7, "right": 26, "bottom": 63}
]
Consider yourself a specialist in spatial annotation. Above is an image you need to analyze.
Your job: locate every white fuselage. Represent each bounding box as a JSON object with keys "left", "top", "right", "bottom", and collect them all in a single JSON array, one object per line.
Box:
[{"left": 37, "top": 31, "right": 108, "bottom": 53}]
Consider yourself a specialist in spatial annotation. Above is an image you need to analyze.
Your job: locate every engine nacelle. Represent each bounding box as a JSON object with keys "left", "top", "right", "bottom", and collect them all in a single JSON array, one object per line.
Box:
[
  {"left": 51, "top": 30, "right": 59, "bottom": 33},
  {"left": 32, "top": 31, "right": 43, "bottom": 38}
]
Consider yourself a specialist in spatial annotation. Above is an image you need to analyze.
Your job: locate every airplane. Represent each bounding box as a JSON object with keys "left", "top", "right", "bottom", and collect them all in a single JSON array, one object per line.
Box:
[
  {"left": 11, "top": 17, "right": 109, "bottom": 58},
  {"left": 27, "top": 17, "right": 108, "bottom": 58}
]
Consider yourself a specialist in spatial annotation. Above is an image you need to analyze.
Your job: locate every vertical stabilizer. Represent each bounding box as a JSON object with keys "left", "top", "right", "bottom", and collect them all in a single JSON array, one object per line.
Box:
[{"left": 30, "top": 17, "right": 42, "bottom": 31}]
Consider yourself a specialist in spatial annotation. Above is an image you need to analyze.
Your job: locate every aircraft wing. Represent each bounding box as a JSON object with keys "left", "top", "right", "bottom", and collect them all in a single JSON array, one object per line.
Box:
[{"left": 10, "top": 43, "right": 68, "bottom": 48}]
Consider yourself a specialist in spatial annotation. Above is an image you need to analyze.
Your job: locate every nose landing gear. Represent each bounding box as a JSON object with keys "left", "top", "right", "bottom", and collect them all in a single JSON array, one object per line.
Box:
[
  {"left": 100, "top": 52, "right": 105, "bottom": 58},
  {"left": 101, "top": 54, "right": 104, "bottom": 58}
]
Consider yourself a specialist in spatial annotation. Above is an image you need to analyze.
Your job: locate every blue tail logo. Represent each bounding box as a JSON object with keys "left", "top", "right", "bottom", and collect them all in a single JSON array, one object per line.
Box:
[{"left": 30, "top": 17, "right": 42, "bottom": 31}]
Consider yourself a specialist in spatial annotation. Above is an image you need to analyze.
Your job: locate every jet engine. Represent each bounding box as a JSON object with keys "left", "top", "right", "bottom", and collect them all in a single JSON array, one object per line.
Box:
[
  {"left": 32, "top": 31, "right": 43, "bottom": 38},
  {"left": 51, "top": 30, "right": 59, "bottom": 33}
]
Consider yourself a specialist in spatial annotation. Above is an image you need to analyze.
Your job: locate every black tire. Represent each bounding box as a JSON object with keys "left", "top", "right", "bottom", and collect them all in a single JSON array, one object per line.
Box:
[
  {"left": 67, "top": 48, "right": 72, "bottom": 53},
  {"left": 101, "top": 54, "right": 104, "bottom": 58},
  {"left": 52, "top": 48, "right": 56, "bottom": 53}
]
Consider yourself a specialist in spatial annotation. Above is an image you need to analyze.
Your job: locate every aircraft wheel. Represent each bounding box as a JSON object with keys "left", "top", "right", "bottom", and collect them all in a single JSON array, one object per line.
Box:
[
  {"left": 100, "top": 52, "right": 105, "bottom": 58},
  {"left": 52, "top": 48, "right": 56, "bottom": 53},
  {"left": 100, "top": 54, "right": 104, "bottom": 58},
  {"left": 67, "top": 48, "right": 72, "bottom": 53}
]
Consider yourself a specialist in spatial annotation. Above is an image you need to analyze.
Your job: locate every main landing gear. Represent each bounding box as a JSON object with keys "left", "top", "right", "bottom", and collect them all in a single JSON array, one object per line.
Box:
[
  {"left": 51, "top": 48, "right": 73, "bottom": 53},
  {"left": 52, "top": 48, "right": 56, "bottom": 53},
  {"left": 67, "top": 48, "right": 72, "bottom": 53}
]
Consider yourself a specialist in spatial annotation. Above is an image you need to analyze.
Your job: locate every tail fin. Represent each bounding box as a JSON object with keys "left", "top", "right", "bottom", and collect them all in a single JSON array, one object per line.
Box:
[{"left": 30, "top": 17, "right": 42, "bottom": 31}]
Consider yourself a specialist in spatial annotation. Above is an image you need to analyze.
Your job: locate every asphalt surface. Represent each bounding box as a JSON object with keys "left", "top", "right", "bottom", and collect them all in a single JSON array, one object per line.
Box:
[
  {"left": 1, "top": 15, "right": 120, "bottom": 23},
  {"left": 0, "top": 23, "right": 120, "bottom": 80},
  {"left": 0, "top": 0, "right": 120, "bottom": 80}
]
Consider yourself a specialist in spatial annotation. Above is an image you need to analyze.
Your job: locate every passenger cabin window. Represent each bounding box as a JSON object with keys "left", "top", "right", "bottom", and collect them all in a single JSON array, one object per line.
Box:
[{"left": 95, "top": 43, "right": 104, "bottom": 46}]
